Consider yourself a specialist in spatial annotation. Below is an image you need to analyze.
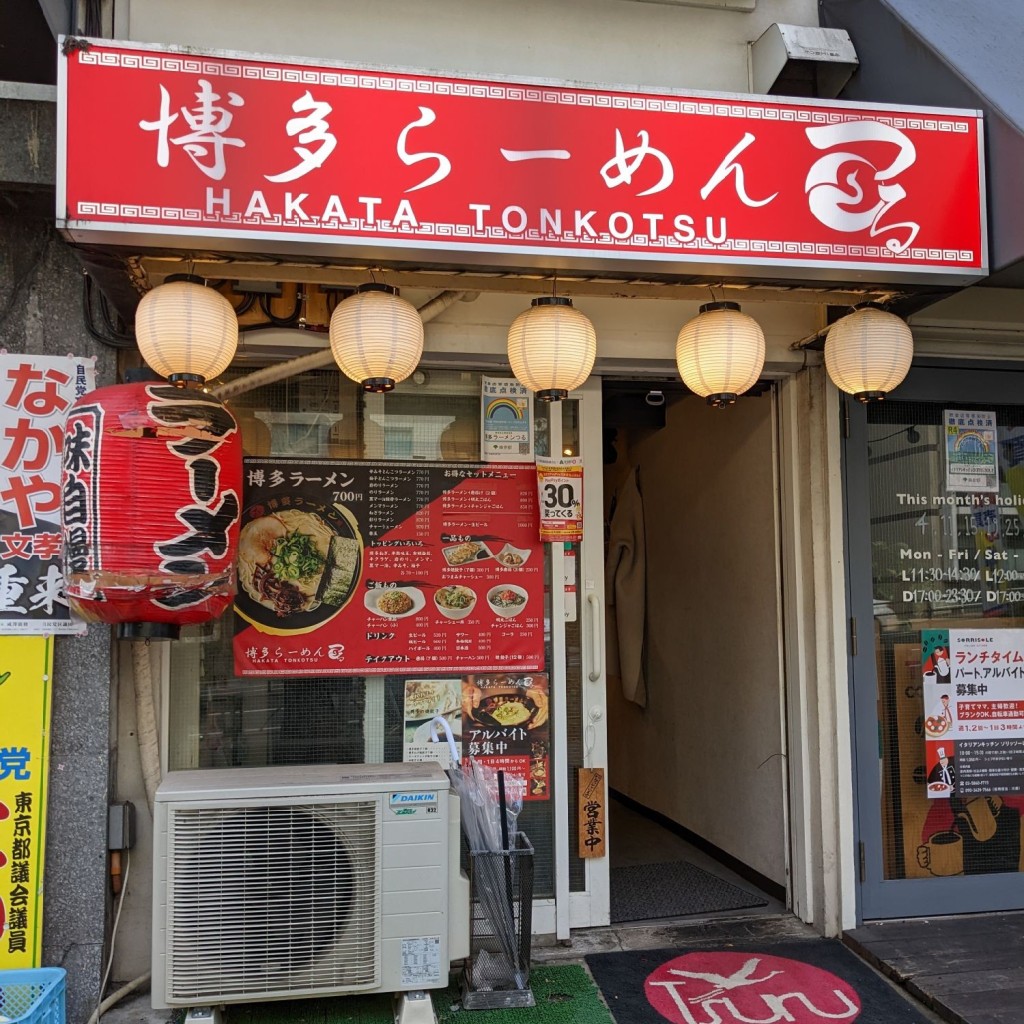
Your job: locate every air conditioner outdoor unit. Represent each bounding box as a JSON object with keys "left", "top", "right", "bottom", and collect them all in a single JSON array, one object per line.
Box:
[{"left": 152, "top": 761, "right": 470, "bottom": 1009}]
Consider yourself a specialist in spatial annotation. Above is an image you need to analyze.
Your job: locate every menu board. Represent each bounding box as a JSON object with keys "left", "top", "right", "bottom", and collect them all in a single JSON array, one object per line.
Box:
[{"left": 234, "top": 459, "right": 543, "bottom": 676}]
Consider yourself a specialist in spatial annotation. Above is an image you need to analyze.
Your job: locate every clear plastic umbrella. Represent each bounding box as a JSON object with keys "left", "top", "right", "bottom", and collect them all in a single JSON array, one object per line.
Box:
[
  {"left": 430, "top": 716, "right": 528, "bottom": 990},
  {"left": 429, "top": 715, "right": 523, "bottom": 849}
]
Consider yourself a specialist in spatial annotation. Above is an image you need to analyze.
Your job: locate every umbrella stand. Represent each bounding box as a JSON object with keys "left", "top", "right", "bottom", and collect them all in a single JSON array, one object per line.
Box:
[
  {"left": 461, "top": 832, "right": 535, "bottom": 1009},
  {"left": 429, "top": 717, "right": 534, "bottom": 1009}
]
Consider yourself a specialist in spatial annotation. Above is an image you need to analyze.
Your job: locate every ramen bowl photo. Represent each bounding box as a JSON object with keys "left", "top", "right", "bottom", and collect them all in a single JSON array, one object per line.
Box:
[
  {"left": 235, "top": 502, "right": 363, "bottom": 634},
  {"left": 434, "top": 584, "right": 477, "bottom": 620},
  {"left": 486, "top": 584, "right": 528, "bottom": 618}
]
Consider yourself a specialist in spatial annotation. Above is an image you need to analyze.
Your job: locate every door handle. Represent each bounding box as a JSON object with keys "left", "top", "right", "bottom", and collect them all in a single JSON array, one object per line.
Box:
[{"left": 587, "top": 592, "right": 603, "bottom": 682}]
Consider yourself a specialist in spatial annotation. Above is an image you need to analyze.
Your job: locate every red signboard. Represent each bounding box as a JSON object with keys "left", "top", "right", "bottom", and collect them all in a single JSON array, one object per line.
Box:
[
  {"left": 58, "top": 38, "right": 986, "bottom": 284},
  {"left": 233, "top": 459, "right": 543, "bottom": 676}
]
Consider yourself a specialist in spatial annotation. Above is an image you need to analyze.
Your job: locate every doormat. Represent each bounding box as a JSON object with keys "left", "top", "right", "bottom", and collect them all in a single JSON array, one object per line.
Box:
[
  {"left": 211, "top": 964, "right": 615, "bottom": 1024},
  {"left": 585, "top": 940, "right": 931, "bottom": 1023},
  {"left": 611, "top": 861, "right": 768, "bottom": 923}
]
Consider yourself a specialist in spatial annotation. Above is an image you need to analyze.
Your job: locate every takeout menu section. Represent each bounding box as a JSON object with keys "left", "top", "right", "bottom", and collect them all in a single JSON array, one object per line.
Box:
[{"left": 233, "top": 459, "right": 543, "bottom": 676}]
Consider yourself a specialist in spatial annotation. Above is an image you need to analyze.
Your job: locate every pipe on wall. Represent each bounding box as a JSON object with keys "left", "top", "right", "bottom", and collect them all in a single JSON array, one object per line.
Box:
[{"left": 211, "top": 289, "right": 470, "bottom": 401}]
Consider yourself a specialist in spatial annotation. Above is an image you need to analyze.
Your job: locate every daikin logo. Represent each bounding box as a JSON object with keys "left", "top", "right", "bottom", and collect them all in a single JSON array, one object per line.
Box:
[{"left": 389, "top": 792, "right": 438, "bottom": 814}]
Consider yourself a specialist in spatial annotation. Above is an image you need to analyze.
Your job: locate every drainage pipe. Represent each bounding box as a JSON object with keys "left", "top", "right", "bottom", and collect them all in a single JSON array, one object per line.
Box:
[
  {"left": 86, "top": 972, "right": 152, "bottom": 1024},
  {"left": 131, "top": 641, "right": 161, "bottom": 816}
]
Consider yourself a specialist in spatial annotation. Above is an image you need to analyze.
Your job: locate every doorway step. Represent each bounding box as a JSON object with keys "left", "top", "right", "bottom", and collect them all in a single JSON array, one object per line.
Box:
[{"left": 845, "top": 913, "right": 1024, "bottom": 1024}]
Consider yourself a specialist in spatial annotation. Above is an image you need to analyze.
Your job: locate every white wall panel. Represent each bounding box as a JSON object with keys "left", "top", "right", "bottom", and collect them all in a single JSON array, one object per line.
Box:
[
  {"left": 605, "top": 386, "right": 787, "bottom": 884},
  {"left": 121, "top": 0, "right": 818, "bottom": 94}
]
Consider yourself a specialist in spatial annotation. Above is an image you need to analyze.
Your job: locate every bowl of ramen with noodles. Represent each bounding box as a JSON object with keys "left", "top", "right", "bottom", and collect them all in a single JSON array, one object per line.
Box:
[{"left": 235, "top": 504, "right": 362, "bottom": 633}]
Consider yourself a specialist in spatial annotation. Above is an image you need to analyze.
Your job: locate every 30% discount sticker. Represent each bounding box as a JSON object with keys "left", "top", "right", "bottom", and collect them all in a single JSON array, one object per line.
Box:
[{"left": 536, "top": 457, "right": 583, "bottom": 543}]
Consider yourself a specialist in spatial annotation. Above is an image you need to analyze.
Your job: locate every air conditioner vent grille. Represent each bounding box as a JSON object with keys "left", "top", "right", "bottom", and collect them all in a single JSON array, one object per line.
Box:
[{"left": 166, "top": 801, "right": 379, "bottom": 1001}]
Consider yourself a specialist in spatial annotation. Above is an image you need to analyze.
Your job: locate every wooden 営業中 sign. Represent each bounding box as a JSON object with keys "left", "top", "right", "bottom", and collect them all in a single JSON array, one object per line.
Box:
[{"left": 578, "top": 767, "right": 606, "bottom": 859}]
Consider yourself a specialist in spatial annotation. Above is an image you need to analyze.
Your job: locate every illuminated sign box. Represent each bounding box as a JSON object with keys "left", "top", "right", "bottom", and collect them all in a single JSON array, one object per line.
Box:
[{"left": 58, "top": 38, "right": 987, "bottom": 285}]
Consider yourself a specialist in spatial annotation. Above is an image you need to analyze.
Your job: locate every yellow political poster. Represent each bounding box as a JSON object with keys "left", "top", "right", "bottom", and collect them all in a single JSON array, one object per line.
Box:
[{"left": 0, "top": 635, "right": 52, "bottom": 968}]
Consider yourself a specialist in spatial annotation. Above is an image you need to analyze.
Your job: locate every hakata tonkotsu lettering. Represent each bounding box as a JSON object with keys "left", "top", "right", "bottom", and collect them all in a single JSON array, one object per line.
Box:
[{"left": 62, "top": 42, "right": 986, "bottom": 282}]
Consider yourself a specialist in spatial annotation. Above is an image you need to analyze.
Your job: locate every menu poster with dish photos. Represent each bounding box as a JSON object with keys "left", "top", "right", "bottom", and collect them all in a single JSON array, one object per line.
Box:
[
  {"left": 922, "top": 628, "right": 1024, "bottom": 798},
  {"left": 233, "top": 458, "right": 543, "bottom": 676},
  {"left": 462, "top": 673, "right": 551, "bottom": 801}
]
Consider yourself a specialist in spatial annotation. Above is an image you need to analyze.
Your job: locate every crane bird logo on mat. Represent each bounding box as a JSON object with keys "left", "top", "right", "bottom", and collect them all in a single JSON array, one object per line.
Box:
[
  {"left": 645, "top": 951, "right": 862, "bottom": 1024},
  {"left": 669, "top": 958, "right": 782, "bottom": 1003}
]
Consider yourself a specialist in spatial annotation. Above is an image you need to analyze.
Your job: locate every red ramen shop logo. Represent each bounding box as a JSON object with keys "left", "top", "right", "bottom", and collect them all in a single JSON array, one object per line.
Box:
[{"left": 645, "top": 952, "right": 861, "bottom": 1024}]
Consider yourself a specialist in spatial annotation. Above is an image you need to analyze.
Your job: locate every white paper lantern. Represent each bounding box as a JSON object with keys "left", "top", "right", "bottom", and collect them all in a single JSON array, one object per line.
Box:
[
  {"left": 329, "top": 284, "right": 424, "bottom": 392},
  {"left": 507, "top": 297, "right": 597, "bottom": 401},
  {"left": 825, "top": 305, "right": 913, "bottom": 402},
  {"left": 135, "top": 276, "right": 239, "bottom": 384},
  {"left": 675, "top": 302, "right": 765, "bottom": 408}
]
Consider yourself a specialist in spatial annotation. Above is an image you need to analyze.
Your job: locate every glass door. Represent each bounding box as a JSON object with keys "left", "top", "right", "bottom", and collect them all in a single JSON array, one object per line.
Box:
[
  {"left": 530, "top": 377, "right": 608, "bottom": 936},
  {"left": 559, "top": 379, "right": 610, "bottom": 932},
  {"left": 848, "top": 365, "right": 1024, "bottom": 919}
]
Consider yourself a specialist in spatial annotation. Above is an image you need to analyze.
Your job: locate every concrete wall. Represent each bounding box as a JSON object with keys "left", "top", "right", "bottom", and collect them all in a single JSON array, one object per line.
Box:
[
  {"left": 119, "top": 0, "right": 819, "bottom": 93},
  {"left": 1, "top": 92, "right": 117, "bottom": 1022},
  {"left": 108, "top": 644, "right": 159, "bottom": 984},
  {"left": 605, "top": 388, "right": 787, "bottom": 884}
]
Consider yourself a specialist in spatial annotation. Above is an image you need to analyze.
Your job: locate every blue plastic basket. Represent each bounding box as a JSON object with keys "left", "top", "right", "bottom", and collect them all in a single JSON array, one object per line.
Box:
[{"left": 0, "top": 969, "right": 66, "bottom": 1024}]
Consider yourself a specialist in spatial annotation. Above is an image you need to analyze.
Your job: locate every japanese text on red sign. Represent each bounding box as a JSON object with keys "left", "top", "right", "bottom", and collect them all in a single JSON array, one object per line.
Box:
[{"left": 62, "top": 43, "right": 986, "bottom": 281}]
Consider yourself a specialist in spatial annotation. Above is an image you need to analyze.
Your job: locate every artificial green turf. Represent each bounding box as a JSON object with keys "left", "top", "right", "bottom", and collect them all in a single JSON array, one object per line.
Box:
[{"left": 223, "top": 964, "right": 615, "bottom": 1024}]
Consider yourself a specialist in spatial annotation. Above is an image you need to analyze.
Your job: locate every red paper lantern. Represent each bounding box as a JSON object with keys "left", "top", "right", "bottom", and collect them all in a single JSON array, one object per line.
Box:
[{"left": 62, "top": 380, "right": 242, "bottom": 638}]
